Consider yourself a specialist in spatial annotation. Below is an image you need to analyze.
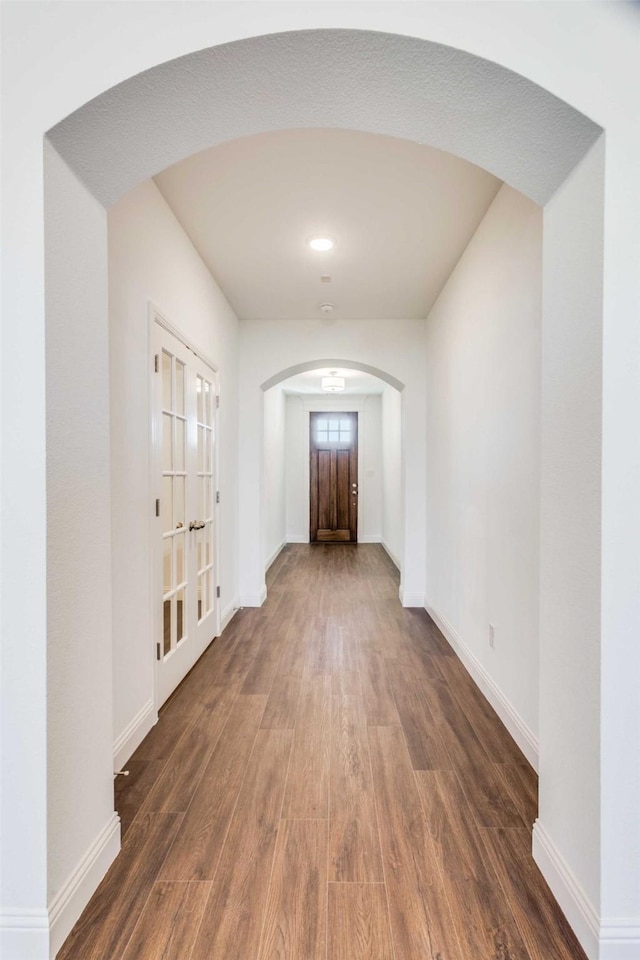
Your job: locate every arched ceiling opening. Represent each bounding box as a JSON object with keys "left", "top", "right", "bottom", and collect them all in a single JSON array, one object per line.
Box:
[
  {"left": 261, "top": 359, "right": 404, "bottom": 392},
  {"left": 47, "top": 29, "right": 601, "bottom": 209}
]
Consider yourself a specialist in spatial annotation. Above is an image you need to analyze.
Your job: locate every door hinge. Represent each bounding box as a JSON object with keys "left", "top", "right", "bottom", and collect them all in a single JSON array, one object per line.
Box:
[
  {"left": 154, "top": 353, "right": 159, "bottom": 373},
  {"left": 156, "top": 642, "right": 161, "bottom": 661},
  {"left": 155, "top": 498, "right": 160, "bottom": 517},
  {"left": 216, "top": 490, "right": 220, "bottom": 504},
  {"left": 216, "top": 395, "right": 220, "bottom": 409},
  {"left": 216, "top": 586, "right": 221, "bottom": 599}
]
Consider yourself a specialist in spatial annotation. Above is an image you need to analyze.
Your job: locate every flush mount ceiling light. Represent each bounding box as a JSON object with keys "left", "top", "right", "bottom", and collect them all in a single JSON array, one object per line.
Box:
[
  {"left": 309, "top": 236, "right": 335, "bottom": 252},
  {"left": 322, "top": 370, "right": 345, "bottom": 392}
]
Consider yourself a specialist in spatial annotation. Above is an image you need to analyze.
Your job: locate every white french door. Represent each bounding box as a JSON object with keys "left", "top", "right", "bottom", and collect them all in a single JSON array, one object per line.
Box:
[{"left": 152, "top": 318, "right": 219, "bottom": 707}]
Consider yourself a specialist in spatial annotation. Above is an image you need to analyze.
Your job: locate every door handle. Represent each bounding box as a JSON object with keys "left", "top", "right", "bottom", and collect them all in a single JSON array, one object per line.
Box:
[{"left": 189, "top": 520, "right": 206, "bottom": 531}]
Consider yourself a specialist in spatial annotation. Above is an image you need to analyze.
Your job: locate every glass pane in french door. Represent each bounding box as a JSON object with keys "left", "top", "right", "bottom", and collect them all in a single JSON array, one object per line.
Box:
[
  {"left": 196, "top": 373, "right": 215, "bottom": 623},
  {"left": 161, "top": 348, "right": 188, "bottom": 660}
]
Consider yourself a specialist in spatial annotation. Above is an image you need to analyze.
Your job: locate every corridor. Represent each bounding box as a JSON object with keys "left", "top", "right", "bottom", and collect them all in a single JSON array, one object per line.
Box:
[{"left": 59, "top": 545, "right": 586, "bottom": 959}]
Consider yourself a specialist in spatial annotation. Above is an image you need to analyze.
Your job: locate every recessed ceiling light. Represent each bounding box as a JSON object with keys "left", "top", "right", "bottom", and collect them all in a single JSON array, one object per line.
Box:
[{"left": 309, "top": 236, "right": 334, "bottom": 252}]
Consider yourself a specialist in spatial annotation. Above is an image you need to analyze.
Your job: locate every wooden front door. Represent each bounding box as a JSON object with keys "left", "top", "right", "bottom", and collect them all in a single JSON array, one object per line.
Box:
[{"left": 310, "top": 412, "right": 358, "bottom": 542}]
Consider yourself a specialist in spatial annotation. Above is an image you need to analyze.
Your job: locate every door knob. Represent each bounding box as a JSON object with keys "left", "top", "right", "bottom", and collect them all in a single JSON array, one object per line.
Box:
[{"left": 189, "top": 520, "right": 206, "bottom": 531}]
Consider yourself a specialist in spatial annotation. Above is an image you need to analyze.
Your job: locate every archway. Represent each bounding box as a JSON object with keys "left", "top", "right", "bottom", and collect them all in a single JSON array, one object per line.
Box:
[
  {"left": 261, "top": 361, "right": 405, "bottom": 586},
  {"left": 4, "top": 16, "right": 635, "bottom": 960}
]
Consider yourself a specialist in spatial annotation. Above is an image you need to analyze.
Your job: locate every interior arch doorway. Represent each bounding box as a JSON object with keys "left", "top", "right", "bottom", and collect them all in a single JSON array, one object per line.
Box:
[{"left": 262, "top": 361, "right": 404, "bottom": 571}]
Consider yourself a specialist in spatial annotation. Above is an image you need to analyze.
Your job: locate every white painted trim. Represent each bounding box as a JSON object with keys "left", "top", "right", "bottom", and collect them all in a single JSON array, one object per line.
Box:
[
  {"left": 399, "top": 588, "right": 425, "bottom": 608},
  {"left": 358, "top": 534, "right": 382, "bottom": 543},
  {"left": 286, "top": 534, "right": 308, "bottom": 543},
  {"left": 426, "top": 602, "right": 539, "bottom": 770},
  {"left": 265, "top": 540, "right": 286, "bottom": 571},
  {"left": 150, "top": 301, "right": 219, "bottom": 374},
  {"left": 381, "top": 540, "right": 401, "bottom": 570},
  {"left": 599, "top": 921, "right": 640, "bottom": 960},
  {"left": 113, "top": 698, "right": 156, "bottom": 771},
  {"left": 220, "top": 600, "right": 238, "bottom": 633},
  {"left": 533, "top": 822, "right": 640, "bottom": 960},
  {"left": 533, "top": 821, "right": 599, "bottom": 959},
  {"left": 0, "top": 909, "right": 49, "bottom": 960},
  {"left": 48, "top": 813, "right": 121, "bottom": 958},
  {"left": 239, "top": 585, "right": 267, "bottom": 608}
]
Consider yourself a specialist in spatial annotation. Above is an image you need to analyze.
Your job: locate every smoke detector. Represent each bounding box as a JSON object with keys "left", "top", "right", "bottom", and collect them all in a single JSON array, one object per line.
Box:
[{"left": 319, "top": 302, "right": 336, "bottom": 314}]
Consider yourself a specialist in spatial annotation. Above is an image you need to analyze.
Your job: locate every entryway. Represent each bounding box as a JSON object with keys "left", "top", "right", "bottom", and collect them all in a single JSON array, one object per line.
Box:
[{"left": 309, "top": 411, "right": 358, "bottom": 542}]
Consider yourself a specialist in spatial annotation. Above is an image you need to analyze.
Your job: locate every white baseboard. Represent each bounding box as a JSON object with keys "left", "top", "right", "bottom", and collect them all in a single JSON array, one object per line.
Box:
[
  {"left": 533, "top": 821, "right": 599, "bottom": 958},
  {"left": 48, "top": 813, "right": 121, "bottom": 958},
  {"left": 399, "top": 587, "right": 425, "bottom": 608},
  {"left": 425, "top": 602, "right": 539, "bottom": 770},
  {"left": 220, "top": 600, "right": 239, "bottom": 632},
  {"left": 286, "top": 534, "right": 308, "bottom": 543},
  {"left": 113, "top": 698, "right": 156, "bottom": 772},
  {"left": 0, "top": 909, "right": 49, "bottom": 959},
  {"left": 238, "top": 585, "right": 267, "bottom": 608},
  {"left": 599, "top": 921, "right": 640, "bottom": 959},
  {"left": 265, "top": 540, "right": 286, "bottom": 571},
  {"left": 533, "top": 822, "right": 640, "bottom": 960},
  {"left": 358, "top": 534, "right": 382, "bottom": 543},
  {"left": 381, "top": 540, "right": 401, "bottom": 570}
]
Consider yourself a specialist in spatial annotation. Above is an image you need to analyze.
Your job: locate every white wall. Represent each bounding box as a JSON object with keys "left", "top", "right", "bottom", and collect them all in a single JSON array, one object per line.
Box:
[
  {"left": 284, "top": 393, "right": 382, "bottom": 543},
  {"left": 535, "top": 140, "right": 604, "bottom": 926},
  {"left": 44, "top": 144, "right": 119, "bottom": 952},
  {"left": 108, "top": 179, "right": 240, "bottom": 761},
  {"left": 263, "top": 385, "right": 286, "bottom": 566},
  {"left": 425, "top": 184, "right": 542, "bottom": 755},
  {"left": 381, "top": 386, "right": 403, "bottom": 569}
]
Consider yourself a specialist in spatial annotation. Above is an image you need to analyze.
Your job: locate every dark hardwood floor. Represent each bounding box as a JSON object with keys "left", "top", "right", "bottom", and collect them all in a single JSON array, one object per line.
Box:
[{"left": 58, "top": 544, "right": 587, "bottom": 959}]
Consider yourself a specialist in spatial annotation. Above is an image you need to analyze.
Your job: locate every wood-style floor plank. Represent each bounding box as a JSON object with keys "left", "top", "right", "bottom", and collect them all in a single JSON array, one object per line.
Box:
[
  {"left": 481, "top": 827, "right": 588, "bottom": 960},
  {"left": 416, "top": 770, "right": 531, "bottom": 959},
  {"left": 423, "top": 679, "right": 523, "bottom": 828},
  {"left": 137, "top": 686, "right": 236, "bottom": 814},
  {"left": 258, "top": 819, "right": 328, "bottom": 960},
  {"left": 61, "top": 544, "right": 577, "bottom": 960},
  {"left": 190, "top": 729, "right": 293, "bottom": 960},
  {"left": 120, "top": 882, "right": 211, "bottom": 960},
  {"left": 281, "top": 673, "right": 331, "bottom": 819},
  {"left": 358, "top": 650, "right": 399, "bottom": 726},
  {"left": 114, "top": 760, "right": 167, "bottom": 834},
  {"left": 367, "top": 725, "right": 462, "bottom": 959},
  {"left": 328, "top": 883, "right": 393, "bottom": 960},
  {"left": 386, "top": 659, "right": 451, "bottom": 771},
  {"left": 57, "top": 813, "right": 183, "bottom": 960},
  {"left": 329, "top": 694, "right": 383, "bottom": 882},
  {"left": 261, "top": 671, "right": 303, "bottom": 729},
  {"left": 494, "top": 762, "right": 538, "bottom": 830},
  {"left": 159, "top": 693, "right": 267, "bottom": 881}
]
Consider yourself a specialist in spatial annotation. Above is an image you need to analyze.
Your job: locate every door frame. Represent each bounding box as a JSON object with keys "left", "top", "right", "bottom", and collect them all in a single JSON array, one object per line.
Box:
[
  {"left": 309, "top": 410, "right": 358, "bottom": 543},
  {"left": 300, "top": 396, "right": 368, "bottom": 544},
  {"left": 148, "top": 302, "right": 221, "bottom": 710}
]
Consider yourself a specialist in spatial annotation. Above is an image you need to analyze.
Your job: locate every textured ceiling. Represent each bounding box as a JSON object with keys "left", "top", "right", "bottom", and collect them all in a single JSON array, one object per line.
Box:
[
  {"left": 155, "top": 128, "right": 501, "bottom": 321},
  {"left": 47, "top": 30, "right": 600, "bottom": 208}
]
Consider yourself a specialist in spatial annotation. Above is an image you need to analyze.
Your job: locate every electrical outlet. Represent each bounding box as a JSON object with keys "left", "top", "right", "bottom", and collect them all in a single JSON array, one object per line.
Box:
[{"left": 489, "top": 623, "right": 495, "bottom": 648}]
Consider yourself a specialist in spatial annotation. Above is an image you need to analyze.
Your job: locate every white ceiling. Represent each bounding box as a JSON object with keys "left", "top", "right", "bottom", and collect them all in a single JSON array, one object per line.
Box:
[
  {"left": 281, "top": 368, "right": 386, "bottom": 396},
  {"left": 154, "top": 128, "right": 501, "bottom": 322}
]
